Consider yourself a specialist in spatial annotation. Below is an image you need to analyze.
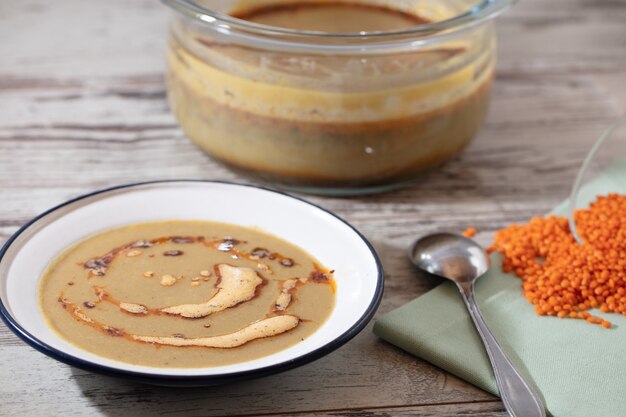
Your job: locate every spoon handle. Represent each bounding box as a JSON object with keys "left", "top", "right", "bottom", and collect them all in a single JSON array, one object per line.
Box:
[{"left": 459, "top": 284, "right": 546, "bottom": 417}]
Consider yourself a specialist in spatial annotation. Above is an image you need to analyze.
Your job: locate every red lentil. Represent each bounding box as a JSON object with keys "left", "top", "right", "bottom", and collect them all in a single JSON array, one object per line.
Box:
[
  {"left": 489, "top": 193, "right": 626, "bottom": 328},
  {"left": 463, "top": 227, "right": 477, "bottom": 238}
]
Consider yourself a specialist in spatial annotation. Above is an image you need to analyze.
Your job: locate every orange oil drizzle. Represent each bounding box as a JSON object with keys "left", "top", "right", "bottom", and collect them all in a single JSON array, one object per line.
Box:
[
  {"left": 57, "top": 296, "right": 300, "bottom": 348},
  {"left": 60, "top": 234, "right": 336, "bottom": 341}
]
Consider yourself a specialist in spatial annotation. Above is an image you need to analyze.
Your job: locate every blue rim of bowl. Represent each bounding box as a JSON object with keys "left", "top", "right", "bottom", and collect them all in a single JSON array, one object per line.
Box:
[{"left": 0, "top": 180, "right": 384, "bottom": 386}]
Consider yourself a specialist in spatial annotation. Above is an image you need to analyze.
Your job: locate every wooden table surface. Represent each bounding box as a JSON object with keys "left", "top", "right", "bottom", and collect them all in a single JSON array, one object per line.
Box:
[{"left": 1, "top": 0, "right": 625, "bottom": 415}]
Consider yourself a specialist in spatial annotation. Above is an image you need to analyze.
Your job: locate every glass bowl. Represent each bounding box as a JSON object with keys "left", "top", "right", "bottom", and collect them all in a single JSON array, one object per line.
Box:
[
  {"left": 568, "top": 117, "right": 626, "bottom": 243},
  {"left": 162, "top": 0, "right": 515, "bottom": 195}
]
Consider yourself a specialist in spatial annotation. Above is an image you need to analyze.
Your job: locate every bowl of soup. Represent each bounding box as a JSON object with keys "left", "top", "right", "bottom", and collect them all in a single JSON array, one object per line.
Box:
[
  {"left": 0, "top": 181, "right": 383, "bottom": 385},
  {"left": 163, "top": 0, "right": 514, "bottom": 195}
]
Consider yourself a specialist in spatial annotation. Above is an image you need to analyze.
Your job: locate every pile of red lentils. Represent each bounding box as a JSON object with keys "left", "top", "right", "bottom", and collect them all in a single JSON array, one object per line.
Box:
[{"left": 487, "top": 193, "right": 626, "bottom": 328}]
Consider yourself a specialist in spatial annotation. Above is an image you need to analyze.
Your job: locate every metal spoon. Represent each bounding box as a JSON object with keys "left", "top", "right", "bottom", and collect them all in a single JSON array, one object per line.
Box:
[{"left": 409, "top": 233, "right": 546, "bottom": 417}]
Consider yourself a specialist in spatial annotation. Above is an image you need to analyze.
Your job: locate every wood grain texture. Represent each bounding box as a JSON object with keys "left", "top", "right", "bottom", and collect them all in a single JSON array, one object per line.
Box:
[{"left": 0, "top": 0, "right": 625, "bottom": 415}]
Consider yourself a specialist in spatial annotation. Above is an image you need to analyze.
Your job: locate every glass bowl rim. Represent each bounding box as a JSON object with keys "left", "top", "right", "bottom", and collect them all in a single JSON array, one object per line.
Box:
[{"left": 161, "top": 0, "right": 516, "bottom": 42}]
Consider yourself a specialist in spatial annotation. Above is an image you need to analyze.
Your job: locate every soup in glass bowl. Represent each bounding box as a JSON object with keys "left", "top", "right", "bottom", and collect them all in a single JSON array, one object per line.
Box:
[{"left": 163, "top": 0, "right": 514, "bottom": 195}]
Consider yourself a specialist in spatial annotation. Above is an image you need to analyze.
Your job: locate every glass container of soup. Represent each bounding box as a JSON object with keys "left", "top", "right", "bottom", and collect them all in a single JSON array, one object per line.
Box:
[{"left": 162, "top": 0, "right": 515, "bottom": 195}]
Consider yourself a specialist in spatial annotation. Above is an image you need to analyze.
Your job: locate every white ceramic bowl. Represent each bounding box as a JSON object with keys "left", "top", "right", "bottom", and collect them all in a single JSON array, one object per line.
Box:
[{"left": 0, "top": 181, "right": 383, "bottom": 385}]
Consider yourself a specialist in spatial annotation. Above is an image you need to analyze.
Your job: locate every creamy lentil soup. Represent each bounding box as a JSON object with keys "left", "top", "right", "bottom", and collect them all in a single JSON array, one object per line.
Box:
[{"left": 39, "top": 221, "right": 335, "bottom": 368}]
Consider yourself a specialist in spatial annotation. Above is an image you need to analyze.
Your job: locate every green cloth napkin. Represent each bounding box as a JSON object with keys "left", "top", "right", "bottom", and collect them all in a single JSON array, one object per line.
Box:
[{"left": 373, "top": 163, "right": 626, "bottom": 417}]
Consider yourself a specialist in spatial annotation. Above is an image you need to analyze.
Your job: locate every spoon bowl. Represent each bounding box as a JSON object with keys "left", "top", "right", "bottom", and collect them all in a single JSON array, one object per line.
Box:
[{"left": 410, "top": 233, "right": 490, "bottom": 286}]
